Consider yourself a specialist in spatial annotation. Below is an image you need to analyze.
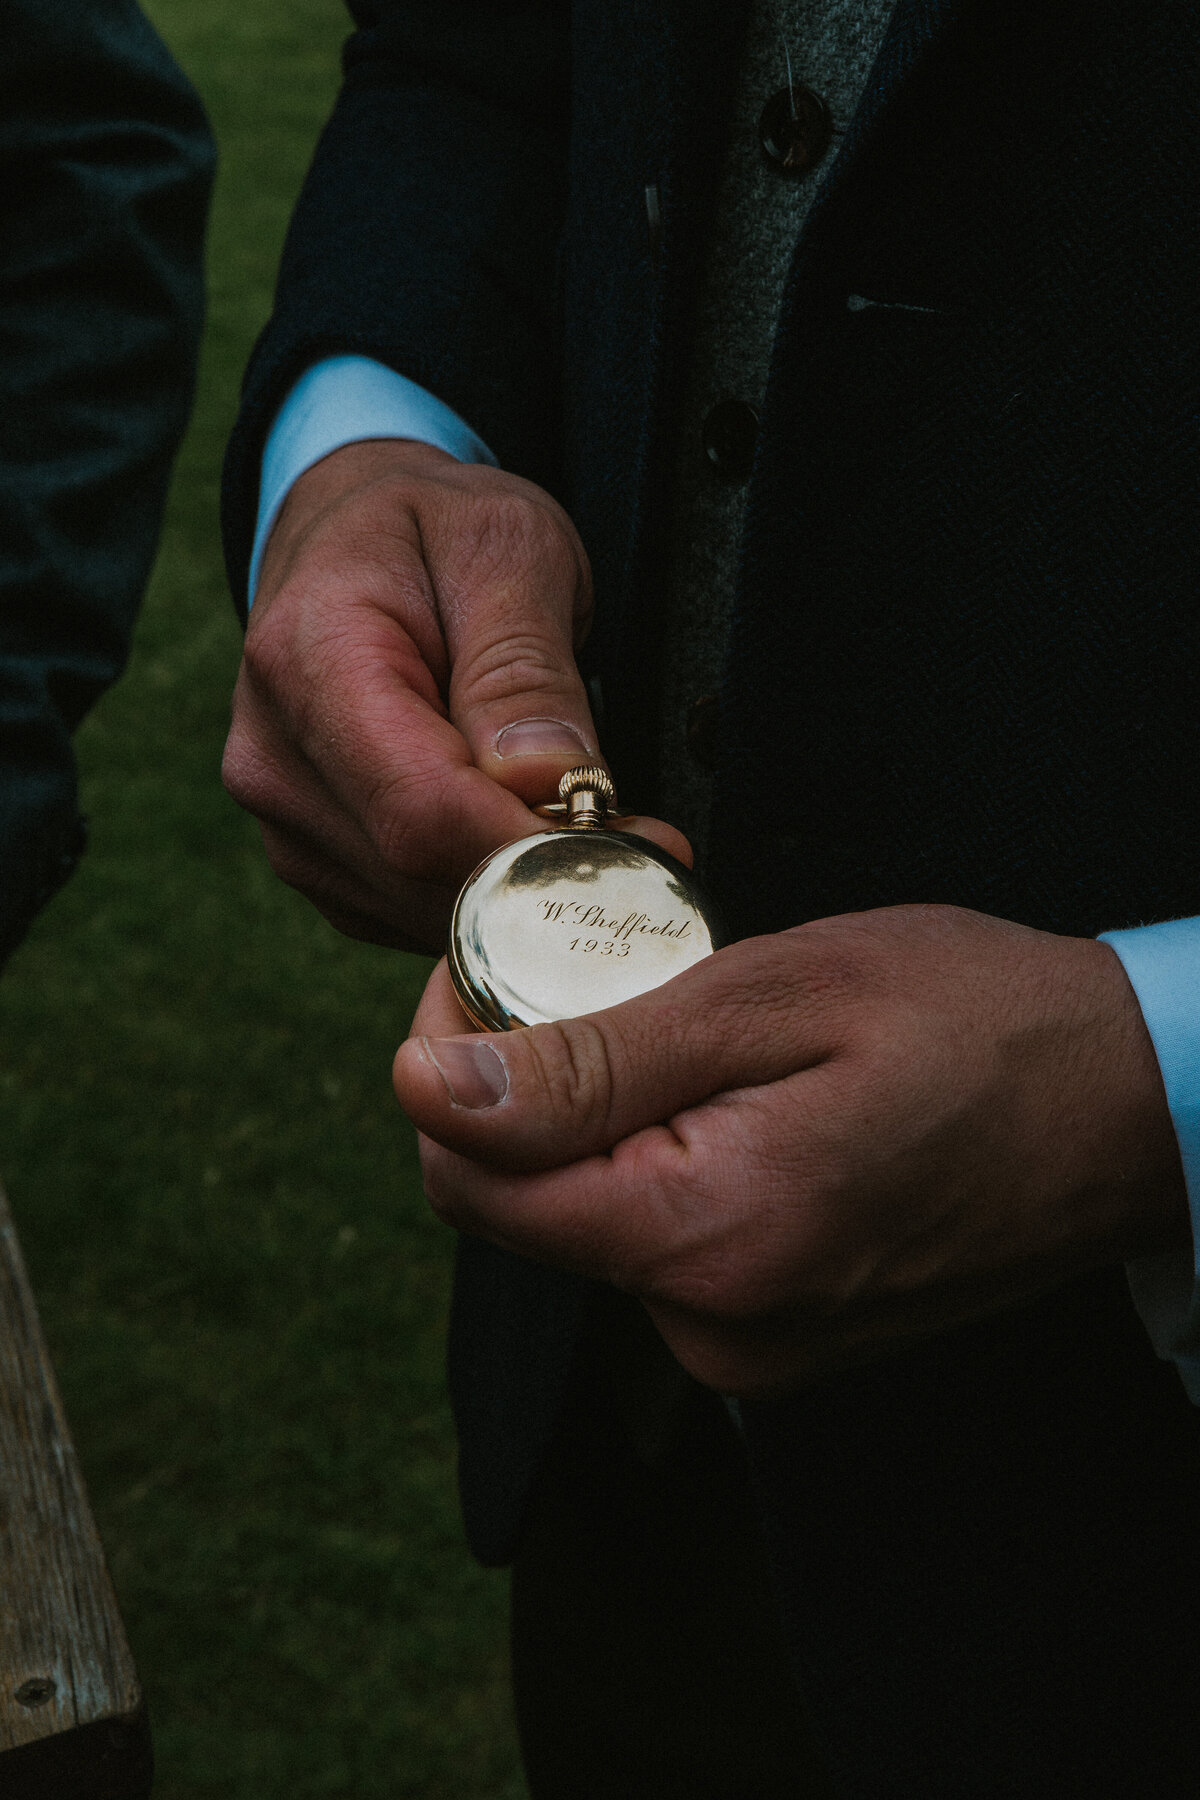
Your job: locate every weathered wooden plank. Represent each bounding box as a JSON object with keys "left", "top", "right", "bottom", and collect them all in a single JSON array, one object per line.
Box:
[{"left": 0, "top": 1181, "right": 142, "bottom": 1764}]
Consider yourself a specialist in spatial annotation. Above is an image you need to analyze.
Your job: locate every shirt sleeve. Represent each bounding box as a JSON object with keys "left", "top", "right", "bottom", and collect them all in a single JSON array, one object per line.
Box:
[
  {"left": 247, "top": 355, "right": 499, "bottom": 607},
  {"left": 1099, "top": 917, "right": 1200, "bottom": 1402}
]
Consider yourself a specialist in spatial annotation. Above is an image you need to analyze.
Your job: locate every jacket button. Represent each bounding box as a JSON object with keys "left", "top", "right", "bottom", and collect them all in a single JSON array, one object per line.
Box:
[
  {"left": 687, "top": 693, "right": 721, "bottom": 770},
  {"left": 759, "top": 85, "right": 833, "bottom": 175},
  {"left": 702, "top": 399, "right": 759, "bottom": 480}
]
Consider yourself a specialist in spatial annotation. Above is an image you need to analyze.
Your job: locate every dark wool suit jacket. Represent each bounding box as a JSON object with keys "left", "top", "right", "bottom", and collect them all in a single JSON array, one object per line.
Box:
[
  {"left": 226, "top": 5, "right": 1200, "bottom": 1789},
  {"left": 0, "top": 0, "right": 214, "bottom": 967}
]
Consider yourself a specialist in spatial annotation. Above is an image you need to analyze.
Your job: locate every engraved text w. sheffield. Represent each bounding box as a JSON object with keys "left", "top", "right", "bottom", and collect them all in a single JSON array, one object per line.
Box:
[{"left": 538, "top": 899, "right": 693, "bottom": 941}]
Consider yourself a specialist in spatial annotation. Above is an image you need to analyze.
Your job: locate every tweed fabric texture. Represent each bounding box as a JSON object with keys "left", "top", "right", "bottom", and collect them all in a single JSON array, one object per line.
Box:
[{"left": 657, "top": 0, "right": 895, "bottom": 859}]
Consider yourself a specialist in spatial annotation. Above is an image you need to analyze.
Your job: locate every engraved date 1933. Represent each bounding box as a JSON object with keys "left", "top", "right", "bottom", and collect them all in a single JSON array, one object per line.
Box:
[{"left": 538, "top": 898, "right": 693, "bottom": 944}]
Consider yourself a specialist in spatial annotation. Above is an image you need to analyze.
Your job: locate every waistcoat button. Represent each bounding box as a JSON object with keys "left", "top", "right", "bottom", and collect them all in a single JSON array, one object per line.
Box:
[
  {"left": 759, "top": 85, "right": 834, "bottom": 176},
  {"left": 702, "top": 399, "right": 759, "bottom": 480},
  {"left": 687, "top": 693, "right": 722, "bottom": 770}
]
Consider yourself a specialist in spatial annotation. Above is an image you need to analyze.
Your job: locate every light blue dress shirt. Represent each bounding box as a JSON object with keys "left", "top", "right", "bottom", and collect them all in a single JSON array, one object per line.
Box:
[
  {"left": 1101, "top": 920, "right": 1200, "bottom": 1401},
  {"left": 250, "top": 354, "right": 1200, "bottom": 1397},
  {"left": 247, "top": 355, "right": 497, "bottom": 603}
]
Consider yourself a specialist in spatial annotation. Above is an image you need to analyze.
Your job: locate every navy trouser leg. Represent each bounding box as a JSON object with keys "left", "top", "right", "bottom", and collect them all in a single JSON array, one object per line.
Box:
[
  {"left": 743, "top": 1270, "right": 1200, "bottom": 1799},
  {"left": 510, "top": 1273, "right": 1200, "bottom": 1797},
  {"left": 510, "top": 1292, "right": 833, "bottom": 1799}
]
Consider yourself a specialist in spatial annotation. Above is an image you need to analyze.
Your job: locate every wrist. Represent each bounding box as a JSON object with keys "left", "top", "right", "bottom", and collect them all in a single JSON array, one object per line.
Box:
[{"left": 1084, "top": 936, "right": 1190, "bottom": 1259}]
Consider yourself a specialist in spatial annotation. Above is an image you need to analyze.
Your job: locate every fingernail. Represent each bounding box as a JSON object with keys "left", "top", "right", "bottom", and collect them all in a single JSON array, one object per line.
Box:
[
  {"left": 494, "top": 717, "right": 592, "bottom": 759},
  {"left": 423, "top": 1036, "right": 509, "bottom": 1109}
]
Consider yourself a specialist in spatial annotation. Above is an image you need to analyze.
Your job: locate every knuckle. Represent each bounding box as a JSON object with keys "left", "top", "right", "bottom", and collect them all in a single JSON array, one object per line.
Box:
[
  {"left": 662, "top": 1242, "right": 784, "bottom": 1324},
  {"left": 462, "top": 492, "right": 574, "bottom": 582},
  {"left": 220, "top": 728, "right": 288, "bottom": 824},
  {"left": 359, "top": 758, "right": 467, "bottom": 885},
  {"left": 360, "top": 772, "right": 416, "bottom": 873},
  {"left": 259, "top": 842, "right": 333, "bottom": 918},
  {"left": 240, "top": 604, "right": 299, "bottom": 697},
  {"left": 256, "top": 823, "right": 323, "bottom": 893},
  {"left": 699, "top": 932, "right": 856, "bottom": 1051},
  {"left": 523, "top": 1017, "right": 614, "bottom": 1126},
  {"left": 782, "top": 933, "right": 871, "bottom": 1009},
  {"left": 643, "top": 1150, "right": 822, "bottom": 1324},
  {"left": 454, "top": 628, "right": 580, "bottom": 710},
  {"left": 653, "top": 1320, "right": 759, "bottom": 1396},
  {"left": 677, "top": 1346, "right": 750, "bottom": 1394},
  {"left": 441, "top": 491, "right": 587, "bottom": 623},
  {"left": 417, "top": 1143, "right": 461, "bottom": 1225},
  {"left": 219, "top": 730, "right": 257, "bottom": 808}
]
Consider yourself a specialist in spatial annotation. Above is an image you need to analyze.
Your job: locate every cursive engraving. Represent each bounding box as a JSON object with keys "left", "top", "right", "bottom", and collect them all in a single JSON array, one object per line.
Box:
[{"left": 538, "top": 898, "right": 693, "bottom": 942}]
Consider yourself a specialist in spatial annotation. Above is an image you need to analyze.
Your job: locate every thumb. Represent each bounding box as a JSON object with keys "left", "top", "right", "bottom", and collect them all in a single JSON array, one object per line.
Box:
[
  {"left": 434, "top": 488, "right": 602, "bottom": 806},
  {"left": 393, "top": 936, "right": 833, "bottom": 1174}
]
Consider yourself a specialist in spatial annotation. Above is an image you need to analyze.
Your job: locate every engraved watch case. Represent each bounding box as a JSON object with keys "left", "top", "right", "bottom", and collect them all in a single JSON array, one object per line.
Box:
[{"left": 448, "top": 766, "right": 725, "bottom": 1031}]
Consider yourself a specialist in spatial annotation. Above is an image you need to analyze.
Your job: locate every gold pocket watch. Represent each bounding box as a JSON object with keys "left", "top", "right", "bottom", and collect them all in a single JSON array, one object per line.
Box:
[{"left": 449, "top": 766, "right": 725, "bottom": 1031}]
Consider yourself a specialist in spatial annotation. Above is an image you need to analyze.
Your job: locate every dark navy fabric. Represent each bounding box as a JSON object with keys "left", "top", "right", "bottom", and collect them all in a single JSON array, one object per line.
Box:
[
  {"left": 743, "top": 1268, "right": 1200, "bottom": 1795},
  {"left": 223, "top": 0, "right": 1200, "bottom": 943},
  {"left": 711, "top": 0, "right": 1200, "bottom": 944},
  {"left": 222, "top": 0, "right": 573, "bottom": 535},
  {"left": 447, "top": 1234, "right": 589, "bottom": 1565},
  {"left": 0, "top": 0, "right": 214, "bottom": 966},
  {"left": 224, "top": 5, "right": 1200, "bottom": 1788}
]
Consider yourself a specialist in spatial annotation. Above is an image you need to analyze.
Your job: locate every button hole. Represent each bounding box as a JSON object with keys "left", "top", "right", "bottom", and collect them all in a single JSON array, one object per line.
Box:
[
  {"left": 644, "top": 183, "right": 662, "bottom": 265},
  {"left": 846, "top": 294, "right": 942, "bottom": 315}
]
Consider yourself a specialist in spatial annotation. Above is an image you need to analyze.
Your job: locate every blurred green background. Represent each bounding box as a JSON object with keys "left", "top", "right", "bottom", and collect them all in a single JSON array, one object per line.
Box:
[{"left": 0, "top": 2, "right": 525, "bottom": 1794}]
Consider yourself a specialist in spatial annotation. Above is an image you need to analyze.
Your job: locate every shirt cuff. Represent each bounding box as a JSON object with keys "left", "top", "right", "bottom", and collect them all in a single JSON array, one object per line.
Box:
[
  {"left": 247, "top": 354, "right": 498, "bottom": 607},
  {"left": 1099, "top": 917, "right": 1200, "bottom": 1402}
]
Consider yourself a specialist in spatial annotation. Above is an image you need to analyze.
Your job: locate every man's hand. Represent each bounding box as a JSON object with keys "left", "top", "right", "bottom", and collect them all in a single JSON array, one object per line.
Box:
[
  {"left": 393, "top": 904, "right": 1189, "bottom": 1395},
  {"left": 223, "top": 439, "right": 686, "bottom": 949}
]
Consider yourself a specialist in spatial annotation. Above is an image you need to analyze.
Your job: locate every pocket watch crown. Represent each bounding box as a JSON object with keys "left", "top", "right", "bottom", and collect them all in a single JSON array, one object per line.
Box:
[{"left": 558, "top": 765, "right": 615, "bottom": 805}]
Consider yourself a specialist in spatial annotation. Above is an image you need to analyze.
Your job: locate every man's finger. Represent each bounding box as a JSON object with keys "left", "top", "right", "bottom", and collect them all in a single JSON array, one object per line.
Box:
[
  {"left": 394, "top": 929, "right": 844, "bottom": 1172},
  {"left": 416, "top": 1130, "right": 693, "bottom": 1284},
  {"left": 258, "top": 820, "right": 458, "bottom": 949},
  {"left": 423, "top": 476, "right": 604, "bottom": 806},
  {"left": 231, "top": 584, "right": 544, "bottom": 882},
  {"left": 412, "top": 1082, "right": 842, "bottom": 1329},
  {"left": 411, "top": 957, "right": 478, "bottom": 1036}
]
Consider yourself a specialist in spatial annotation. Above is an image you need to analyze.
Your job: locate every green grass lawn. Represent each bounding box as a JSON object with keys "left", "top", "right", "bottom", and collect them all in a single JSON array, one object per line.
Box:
[{"left": 0, "top": 2, "right": 525, "bottom": 1793}]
